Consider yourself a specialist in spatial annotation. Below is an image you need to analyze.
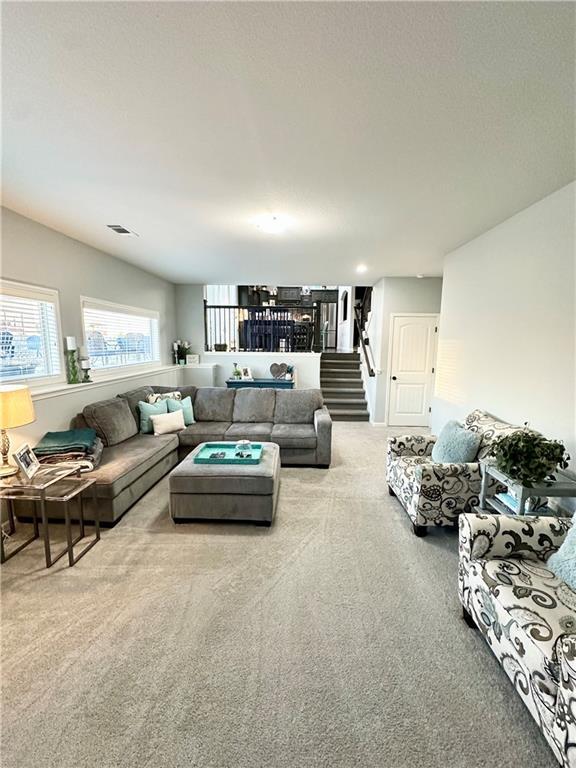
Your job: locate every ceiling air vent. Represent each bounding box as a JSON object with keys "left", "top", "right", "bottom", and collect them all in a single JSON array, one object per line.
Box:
[{"left": 107, "top": 224, "right": 139, "bottom": 236}]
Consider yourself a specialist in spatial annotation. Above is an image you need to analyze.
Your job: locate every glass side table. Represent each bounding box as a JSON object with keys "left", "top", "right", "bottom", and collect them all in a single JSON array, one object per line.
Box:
[
  {"left": 480, "top": 461, "right": 576, "bottom": 517},
  {"left": 0, "top": 464, "right": 100, "bottom": 567}
]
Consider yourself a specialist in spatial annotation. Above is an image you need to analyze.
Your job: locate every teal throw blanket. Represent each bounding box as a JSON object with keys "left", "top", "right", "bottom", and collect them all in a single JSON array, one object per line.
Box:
[{"left": 34, "top": 428, "right": 97, "bottom": 455}]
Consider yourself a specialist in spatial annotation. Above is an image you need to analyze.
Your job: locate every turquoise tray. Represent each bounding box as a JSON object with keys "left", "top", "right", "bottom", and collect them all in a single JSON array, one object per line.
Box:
[{"left": 194, "top": 442, "right": 263, "bottom": 465}]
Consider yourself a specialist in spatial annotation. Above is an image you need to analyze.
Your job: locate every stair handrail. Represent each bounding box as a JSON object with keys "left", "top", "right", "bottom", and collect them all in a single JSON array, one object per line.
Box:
[{"left": 353, "top": 305, "right": 376, "bottom": 377}]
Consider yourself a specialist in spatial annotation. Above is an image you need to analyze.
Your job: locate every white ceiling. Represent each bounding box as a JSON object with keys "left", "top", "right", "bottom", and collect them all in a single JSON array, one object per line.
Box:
[{"left": 2, "top": 2, "right": 574, "bottom": 285}]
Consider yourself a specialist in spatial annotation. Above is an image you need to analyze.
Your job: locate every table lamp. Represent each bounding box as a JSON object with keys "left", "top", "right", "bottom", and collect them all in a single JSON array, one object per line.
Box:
[{"left": 0, "top": 385, "right": 35, "bottom": 477}]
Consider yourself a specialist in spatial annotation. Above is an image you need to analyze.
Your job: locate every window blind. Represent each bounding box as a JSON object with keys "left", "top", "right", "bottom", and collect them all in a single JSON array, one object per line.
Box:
[
  {"left": 0, "top": 282, "right": 62, "bottom": 383},
  {"left": 81, "top": 299, "right": 160, "bottom": 371}
]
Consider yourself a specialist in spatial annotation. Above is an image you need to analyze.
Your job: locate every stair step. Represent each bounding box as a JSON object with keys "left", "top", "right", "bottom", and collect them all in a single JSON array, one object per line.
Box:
[
  {"left": 320, "top": 368, "right": 362, "bottom": 378},
  {"left": 324, "top": 398, "right": 367, "bottom": 408},
  {"left": 320, "top": 360, "right": 359, "bottom": 368},
  {"left": 321, "top": 388, "right": 365, "bottom": 398},
  {"left": 321, "top": 352, "right": 360, "bottom": 360},
  {"left": 321, "top": 378, "right": 364, "bottom": 388},
  {"left": 328, "top": 409, "right": 370, "bottom": 421}
]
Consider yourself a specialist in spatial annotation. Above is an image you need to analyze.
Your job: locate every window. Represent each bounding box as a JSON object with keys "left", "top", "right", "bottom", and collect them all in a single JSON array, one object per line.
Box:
[
  {"left": 81, "top": 297, "right": 160, "bottom": 373},
  {"left": 0, "top": 280, "right": 63, "bottom": 384}
]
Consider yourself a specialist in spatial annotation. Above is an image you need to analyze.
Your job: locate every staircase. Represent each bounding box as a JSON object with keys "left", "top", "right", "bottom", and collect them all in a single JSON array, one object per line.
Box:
[{"left": 320, "top": 352, "right": 370, "bottom": 421}]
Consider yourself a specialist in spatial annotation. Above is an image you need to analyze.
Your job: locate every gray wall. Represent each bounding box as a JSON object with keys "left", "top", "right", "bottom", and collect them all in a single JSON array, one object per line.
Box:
[
  {"left": 432, "top": 182, "right": 575, "bottom": 468},
  {"left": 364, "top": 277, "right": 443, "bottom": 422},
  {"left": 1, "top": 207, "right": 177, "bottom": 364},
  {"left": 175, "top": 284, "right": 205, "bottom": 354}
]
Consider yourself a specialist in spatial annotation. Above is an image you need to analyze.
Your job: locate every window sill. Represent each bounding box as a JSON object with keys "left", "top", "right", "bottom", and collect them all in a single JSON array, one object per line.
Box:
[{"left": 30, "top": 364, "right": 178, "bottom": 401}]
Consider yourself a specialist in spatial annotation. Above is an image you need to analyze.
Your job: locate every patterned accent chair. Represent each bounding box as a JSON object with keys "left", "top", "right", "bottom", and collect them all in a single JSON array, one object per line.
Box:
[
  {"left": 386, "top": 409, "right": 520, "bottom": 535},
  {"left": 459, "top": 513, "right": 576, "bottom": 768}
]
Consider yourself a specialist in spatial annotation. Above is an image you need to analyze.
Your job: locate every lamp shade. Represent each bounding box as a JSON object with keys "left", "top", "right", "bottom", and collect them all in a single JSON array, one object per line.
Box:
[{"left": 0, "top": 385, "right": 35, "bottom": 429}]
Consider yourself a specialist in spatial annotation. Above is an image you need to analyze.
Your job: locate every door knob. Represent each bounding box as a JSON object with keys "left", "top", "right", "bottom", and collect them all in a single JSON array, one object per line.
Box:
[{"left": 391, "top": 376, "right": 397, "bottom": 381}]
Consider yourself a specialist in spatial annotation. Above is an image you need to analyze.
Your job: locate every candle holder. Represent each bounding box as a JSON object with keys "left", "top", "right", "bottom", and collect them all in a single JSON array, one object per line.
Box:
[
  {"left": 80, "top": 359, "right": 92, "bottom": 383},
  {"left": 66, "top": 350, "right": 80, "bottom": 384}
]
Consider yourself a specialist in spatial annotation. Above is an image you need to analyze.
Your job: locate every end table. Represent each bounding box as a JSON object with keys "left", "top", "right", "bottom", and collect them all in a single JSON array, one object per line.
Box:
[
  {"left": 0, "top": 465, "right": 100, "bottom": 567},
  {"left": 480, "top": 461, "right": 576, "bottom": 517}
]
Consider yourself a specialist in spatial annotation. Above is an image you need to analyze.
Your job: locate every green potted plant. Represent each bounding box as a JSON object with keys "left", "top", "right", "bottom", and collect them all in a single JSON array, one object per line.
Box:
[
  {"left": 488, "top": 426, "right": 570, "bottom": 487},
  {"left": 232, "top": 362, "right": 242, "bottom": 380},
  {"left": 177, "top": 341, "right": 191, "bottom": 365}
]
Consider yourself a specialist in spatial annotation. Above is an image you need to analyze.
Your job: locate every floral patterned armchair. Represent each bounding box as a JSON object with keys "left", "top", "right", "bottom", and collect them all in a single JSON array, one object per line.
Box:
[
  {"left": 459, "top": 513, "right": 575, "bottom": 767},
  {"left": 386, "top": 409, "right": 519, "bottom": 536}
]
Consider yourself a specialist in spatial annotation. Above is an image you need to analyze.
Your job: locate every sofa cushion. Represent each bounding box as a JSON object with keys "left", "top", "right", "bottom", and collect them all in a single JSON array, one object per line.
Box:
[
  {"left": 273, "top": 389, "right": 323, "bottom": 424},
  {"left": 178, "top": 422, "right": 232, "bottom": 448},
  {"left": 167, "top": 396, "right": 195, "bottom": 425},
  {"left": 117, "top": 386, "right": 154, "bottom": 425},
  {"left": 547, "top": 518, "right": 576, "bottom": 591},
  {"left": 148, "top": 390, "right": 182, "bottom": 403},
  {"left": 90, "top": 434, "right": 178, "bottom": 498},
  {"left": 139, "top": 399, "right": 168, "bottom": 433},
  {"left": 271, "top": 423, "right": 317, "bottom": 448},
  {"left": 464, "top": 409, "right": 520, "bottom": 460},
  {"left": 152, "top": 385, "right": 197, "bottom": 401},
  {"left": 83, "top": 397, "right": 138, "bottom": 447},
  {"left": 432, "top": 420, "right": 482, "bottom": 463},
  {"left": 470, "top": 556, "right": 576, "bottom": 697},
  {"left": 232, "top": 388, "right": 275, "bottom": 422},
  {"left": 194, "top": 388, "right": 235, "bottom": 422},
  {"left": 225, "top": 422, "right": 273, "bottom": 441},
  {"left": 151, "top": 409, "right": 185, "bottom": 435}
]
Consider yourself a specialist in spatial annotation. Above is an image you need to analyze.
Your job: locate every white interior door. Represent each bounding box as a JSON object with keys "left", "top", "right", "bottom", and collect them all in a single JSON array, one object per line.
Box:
[{"left": 387, "top": 314, "right": 438, "bottom": 427}]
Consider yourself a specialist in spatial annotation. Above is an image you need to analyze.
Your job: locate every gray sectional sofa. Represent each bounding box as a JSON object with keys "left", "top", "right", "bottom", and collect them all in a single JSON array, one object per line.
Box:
[{"left": 64, "top": 385, "right": 331, "bottom": 524}]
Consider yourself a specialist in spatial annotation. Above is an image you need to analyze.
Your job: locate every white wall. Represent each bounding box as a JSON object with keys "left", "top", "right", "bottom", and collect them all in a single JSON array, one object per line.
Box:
[
  {"left": 432, "top": 182, "right": 576, "bottom": 469},
  {"left": 337, "top": 286, "right": 354, "bottom": 352},
  {"left": 1, "top": 208, "right": 177, "bottom": 365},
  {"left": 202, "top": 352, "right": 321, "bottom": 389},
  {"left": 364, "top": 277, "right": 443, "bottom": 422},
  {"left": 175, "top": 284, "right": 205, "bottom": 354}
]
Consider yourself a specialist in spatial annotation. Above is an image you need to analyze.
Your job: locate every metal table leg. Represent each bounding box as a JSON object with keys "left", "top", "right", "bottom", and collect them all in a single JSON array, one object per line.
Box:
[
  {"left": 40, "top": 489, "right": 52, "bottom": 568},
  {"left": 1, "top": 499, "right": 42, "bottom": 564},
  {"left": 92, "top": 482, "right": 100, "bottom": 542}
]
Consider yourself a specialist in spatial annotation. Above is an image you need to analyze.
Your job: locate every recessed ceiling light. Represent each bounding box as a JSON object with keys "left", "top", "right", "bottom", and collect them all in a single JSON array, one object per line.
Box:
[
  {"left": 254, "top": 214, "right": 290, "bottom": 235},
  {"left": 107, "top": 224, "right": 139, "bottom": 237},
  {"left": 356, "top": 264, "right": 368, "bottom": 274}
]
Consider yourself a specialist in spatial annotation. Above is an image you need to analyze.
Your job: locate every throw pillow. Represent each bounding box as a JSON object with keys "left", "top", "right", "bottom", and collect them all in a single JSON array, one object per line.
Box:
[
  {"left": 547, "top": 518, "right": 576, "bottom": 592},
  {"left": 166, "top": 396, "right": 195, "bottom": 425},
  {"left": 150, "top": 409, "right": 185, "bottom": 436},
  {"left": 147, "top": 391, "right": 182, "bottom": 404},
  {"left": 139, "top": 400, "right": 168, "bottom": 434},
  {"left": 431, "top": 420, "right": 482, "bottom": 463}
]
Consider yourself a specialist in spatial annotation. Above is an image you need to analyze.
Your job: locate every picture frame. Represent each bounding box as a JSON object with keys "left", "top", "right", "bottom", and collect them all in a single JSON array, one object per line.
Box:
[
  {"left": 12, "top": 443, "right": 40, "bottom": 480},
  {"left": 186, "top": 354, "right": 200, "bottom": 365},
  {"left": 241, "top": 366, "right": 253, "bottom": 380}
]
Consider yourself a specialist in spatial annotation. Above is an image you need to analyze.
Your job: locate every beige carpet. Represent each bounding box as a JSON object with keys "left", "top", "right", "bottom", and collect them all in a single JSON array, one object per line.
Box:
[{"left": 1, "top": 423, "right": 556, "bottom": 768}]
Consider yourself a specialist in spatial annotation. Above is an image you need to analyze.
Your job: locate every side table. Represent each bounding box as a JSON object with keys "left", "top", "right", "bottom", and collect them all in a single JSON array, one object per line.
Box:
[
  {"left": 479, "top": 461, "right": 576, "bottom": 517},
  {"left": 0, "top": 465, "right": 100, "bottom": 567}
]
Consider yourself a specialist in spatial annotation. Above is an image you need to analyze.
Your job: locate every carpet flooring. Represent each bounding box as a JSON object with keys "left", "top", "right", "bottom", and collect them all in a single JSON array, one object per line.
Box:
[{"left": 1, "top": 423, "right": 557, "bottom": 768}]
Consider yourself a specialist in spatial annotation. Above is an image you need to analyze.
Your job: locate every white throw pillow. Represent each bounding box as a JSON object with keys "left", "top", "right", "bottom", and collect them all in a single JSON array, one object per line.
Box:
[
  {"left": 147, "top": 391, "right": 182, "bottom": 404},
  {"left": 150, "top": 409, "right": 185, "bottom": 435}
]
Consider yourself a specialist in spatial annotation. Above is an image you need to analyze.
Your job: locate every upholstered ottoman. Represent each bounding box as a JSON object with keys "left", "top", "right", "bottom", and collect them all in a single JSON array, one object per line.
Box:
[{"left": 169, "top": 441, "right": 280, "bottom": 525}]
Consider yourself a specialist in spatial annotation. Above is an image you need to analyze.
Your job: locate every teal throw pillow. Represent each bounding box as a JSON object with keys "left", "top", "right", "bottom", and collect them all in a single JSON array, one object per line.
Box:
[
  {"left": 139, "top": 400, "right": 168, "bottom": 433},
  {"left": 547, "top": 516, "right": 576, "bottom": 591},
  {"left": 431, "top": 420, "right": 482, "bottom": 463},
  {"left": 167, "top": 396, "right": 195, "bottom": 425}
]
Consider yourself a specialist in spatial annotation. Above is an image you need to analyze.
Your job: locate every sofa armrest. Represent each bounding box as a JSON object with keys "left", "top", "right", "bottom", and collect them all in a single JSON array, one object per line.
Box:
[
  {"left": 555, "top": 636, "right": 576, "bottom": 761},
  {"left": 459, "top": 513, "right": 571, "bottom": 564},
  {"left": 314, "top": 406, "right": 332, "bottom": 467},
  {"left": 387, "top": 435, "right": 436, "bottom": 460}
]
